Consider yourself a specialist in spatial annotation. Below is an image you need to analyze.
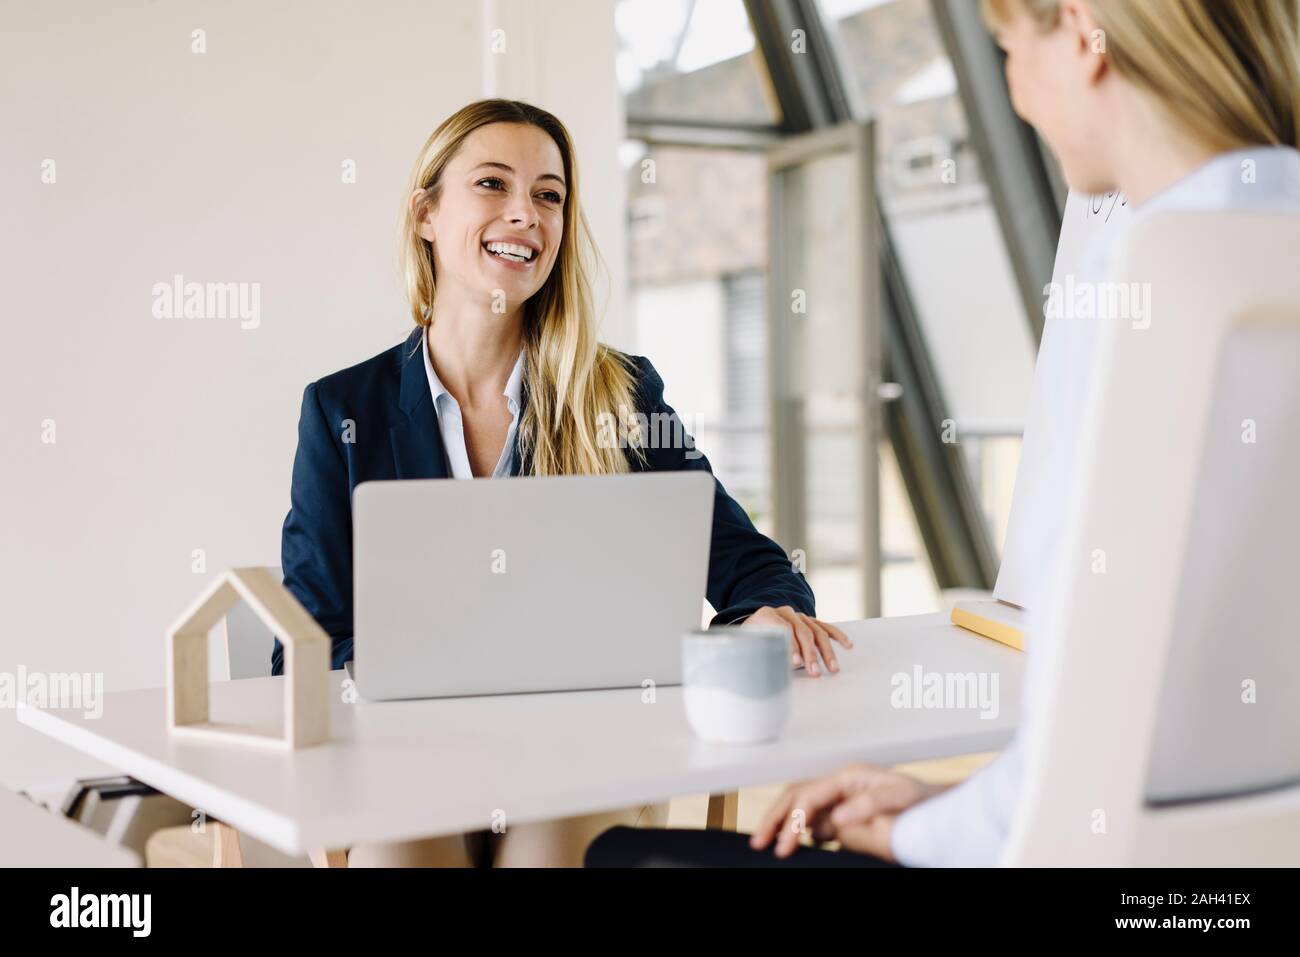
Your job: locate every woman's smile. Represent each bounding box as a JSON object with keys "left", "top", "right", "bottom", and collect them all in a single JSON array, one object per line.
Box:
[{"left": 482, "top": 237, "right": 540, "bottom": 270}]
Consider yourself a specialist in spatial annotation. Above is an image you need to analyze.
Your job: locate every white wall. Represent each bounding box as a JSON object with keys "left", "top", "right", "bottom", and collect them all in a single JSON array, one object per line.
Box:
[
  {"left": 0, "top": 0, "right": 625, "bottom": 787},
  {"left": 486, "top": 0, "right": 630, "bottom": 349}
]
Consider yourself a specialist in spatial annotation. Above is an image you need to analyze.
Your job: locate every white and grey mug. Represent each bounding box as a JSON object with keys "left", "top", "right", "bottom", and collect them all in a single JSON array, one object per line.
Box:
[{"left": 681, "top": 625, "right": 792, "bottom": 745}]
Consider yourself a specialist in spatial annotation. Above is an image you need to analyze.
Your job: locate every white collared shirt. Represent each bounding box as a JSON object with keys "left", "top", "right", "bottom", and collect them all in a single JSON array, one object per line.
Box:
[
  {"left": 421, "top": 327, "right": 526, "bottom": 479},
  {"left": 890, "top": 145, "right": 1300, "bottom": 867}
]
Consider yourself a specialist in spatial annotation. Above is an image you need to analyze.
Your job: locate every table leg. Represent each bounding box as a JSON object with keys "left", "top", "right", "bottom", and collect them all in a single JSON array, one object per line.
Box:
[
  {"left": 212, "top": 822, "right": 243, "bottom": 868},
  {"left": 309, "top": 847, "right": 349, "bottom": 868},
  {"left": 706, "top": 791, "right": 739, "bottom": 831}
]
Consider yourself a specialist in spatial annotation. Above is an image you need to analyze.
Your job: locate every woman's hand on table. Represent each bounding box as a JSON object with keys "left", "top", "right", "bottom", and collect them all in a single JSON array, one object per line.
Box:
[{"left": 741, "top": 606, "right": 852, "bottom": 677}]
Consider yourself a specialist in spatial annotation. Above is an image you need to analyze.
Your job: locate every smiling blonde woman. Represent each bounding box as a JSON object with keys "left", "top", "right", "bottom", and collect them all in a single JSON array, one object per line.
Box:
[{"left": 274, "top": 99, "right": 851, "bottom": 866}]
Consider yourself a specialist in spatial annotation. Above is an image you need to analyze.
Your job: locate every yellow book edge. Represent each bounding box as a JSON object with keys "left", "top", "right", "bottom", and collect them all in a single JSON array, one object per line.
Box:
[{"left": 950, "top": 605, "right": 1025, "bottom": 652}]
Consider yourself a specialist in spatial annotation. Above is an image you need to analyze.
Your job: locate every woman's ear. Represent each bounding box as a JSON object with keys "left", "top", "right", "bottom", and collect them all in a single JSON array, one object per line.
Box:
[
  {"left": 1060, "top": 0, "right": 1108, "bottom": 85},
  {"left": 410, "top": 188, "right": 437, "bottom": 243}
]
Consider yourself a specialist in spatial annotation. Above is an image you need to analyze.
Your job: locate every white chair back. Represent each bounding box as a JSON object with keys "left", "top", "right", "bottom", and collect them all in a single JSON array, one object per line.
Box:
[{"left": 1004, "top": 212, "right": 1300, "bottom": 866}]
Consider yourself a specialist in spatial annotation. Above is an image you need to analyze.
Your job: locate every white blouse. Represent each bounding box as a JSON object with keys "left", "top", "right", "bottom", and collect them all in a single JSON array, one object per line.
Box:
[{"left": 421, "top": 327, "right": 526, "bottom": 479}]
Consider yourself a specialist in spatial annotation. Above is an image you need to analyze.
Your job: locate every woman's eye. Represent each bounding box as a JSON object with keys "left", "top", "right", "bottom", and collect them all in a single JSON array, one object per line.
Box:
[
  {"left": 538, "top": 191, "right": 563, "bottom": 204},
  {"left": 476, "top": 177, "right": 506, "bottom": 190}
]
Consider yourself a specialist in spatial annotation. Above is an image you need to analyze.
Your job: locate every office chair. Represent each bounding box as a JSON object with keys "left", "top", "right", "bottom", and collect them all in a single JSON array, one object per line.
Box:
[{"left": 1004, "top": 212, "right": 1300, "bottom": 866}]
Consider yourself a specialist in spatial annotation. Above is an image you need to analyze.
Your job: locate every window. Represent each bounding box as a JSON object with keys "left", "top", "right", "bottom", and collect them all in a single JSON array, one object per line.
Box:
[
  {"left": 618, "top": 0, "right": 781, "bottom": 126},
  {"left": 819, "top": 0, "right": 1034, "bottom": 554},
  {"left": 624, "top": 143, "right": 773, "bottom": 529},
  {"left": 619, "top": 0, "right": 1040, "bottom": 618}
]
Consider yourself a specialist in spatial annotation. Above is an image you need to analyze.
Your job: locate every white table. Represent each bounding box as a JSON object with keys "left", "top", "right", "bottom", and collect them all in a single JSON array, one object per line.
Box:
[{"left": 17, "top": 613, "right": 1022, "bottom": 856}]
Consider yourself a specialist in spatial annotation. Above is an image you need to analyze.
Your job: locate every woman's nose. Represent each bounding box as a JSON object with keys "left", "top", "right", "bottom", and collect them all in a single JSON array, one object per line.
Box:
[{"left": 505, "top": 199, "right": 539, "bottom": 228}]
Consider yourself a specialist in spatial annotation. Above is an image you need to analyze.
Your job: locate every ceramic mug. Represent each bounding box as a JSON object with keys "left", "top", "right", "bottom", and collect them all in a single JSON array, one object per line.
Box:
[{"left": 681, "top": 626, "right": 792, "bottom": 745}]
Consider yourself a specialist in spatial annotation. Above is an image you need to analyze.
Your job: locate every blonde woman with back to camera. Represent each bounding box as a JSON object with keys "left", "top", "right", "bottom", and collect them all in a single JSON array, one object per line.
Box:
[{"left": 586, "top": 0, "right": 1300, "bottom": 868}]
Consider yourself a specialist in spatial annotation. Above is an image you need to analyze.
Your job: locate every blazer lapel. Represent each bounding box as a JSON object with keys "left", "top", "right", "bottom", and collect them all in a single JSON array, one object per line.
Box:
[{"left": 391, "top": 329, "right": 449, "bottom": 480}]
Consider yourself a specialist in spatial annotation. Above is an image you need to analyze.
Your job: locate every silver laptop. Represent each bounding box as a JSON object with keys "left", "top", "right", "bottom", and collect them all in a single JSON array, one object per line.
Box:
[{"left": 350, "top": 472, "right": 714, "bottom": 700}]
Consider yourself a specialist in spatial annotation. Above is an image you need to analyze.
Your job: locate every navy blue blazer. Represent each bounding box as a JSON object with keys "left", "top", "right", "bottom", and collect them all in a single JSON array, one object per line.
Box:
[{"left": 273, "top": 328, "right": 815, "bottom": 675}]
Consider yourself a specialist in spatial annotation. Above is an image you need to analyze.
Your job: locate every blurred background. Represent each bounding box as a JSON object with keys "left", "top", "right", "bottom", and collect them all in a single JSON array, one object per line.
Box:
[
  {"left": 1, "top": 0, "right": 1064, "bottom": 789},
  {"left": 617, "top": 0, "right": 1058, "bottom": 620}
]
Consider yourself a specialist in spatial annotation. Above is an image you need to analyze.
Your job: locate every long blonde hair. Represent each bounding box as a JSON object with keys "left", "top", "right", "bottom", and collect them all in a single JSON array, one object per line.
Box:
[
  {"left": 400, "top": 99, "right": 643, "bottom": 476},
  {"left": 982, "top": 0, "right": 1300, "bottom": 152}
]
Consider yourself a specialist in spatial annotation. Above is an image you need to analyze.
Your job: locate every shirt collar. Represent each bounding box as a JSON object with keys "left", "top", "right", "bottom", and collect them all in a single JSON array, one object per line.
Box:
[
  {"left": 1079, "top": 146, "right": 1300, "bottom": 281},
  {"left": 422, "top": 326, "right": 525, "bottom": 415},
  {"left": 1136, "top": 145, "right": 1300, "bottom": 215}
]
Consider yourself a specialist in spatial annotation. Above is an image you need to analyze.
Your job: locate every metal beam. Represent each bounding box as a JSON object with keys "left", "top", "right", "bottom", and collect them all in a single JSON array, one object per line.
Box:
[
  {"left": 766, "top": 121, "right": 884, "bottom": 617},
  {"left": 879, "top": 218, "right": 1000, "bottom": 588},
  {"left": 625, "top": 120, "right": 783, "bottom": 151},
  {"left": 931, "top": 0, "right": 1063, "bottom": 343},
  {"left": 744, "top": 0, "right": 849, "bottom": 132}
]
